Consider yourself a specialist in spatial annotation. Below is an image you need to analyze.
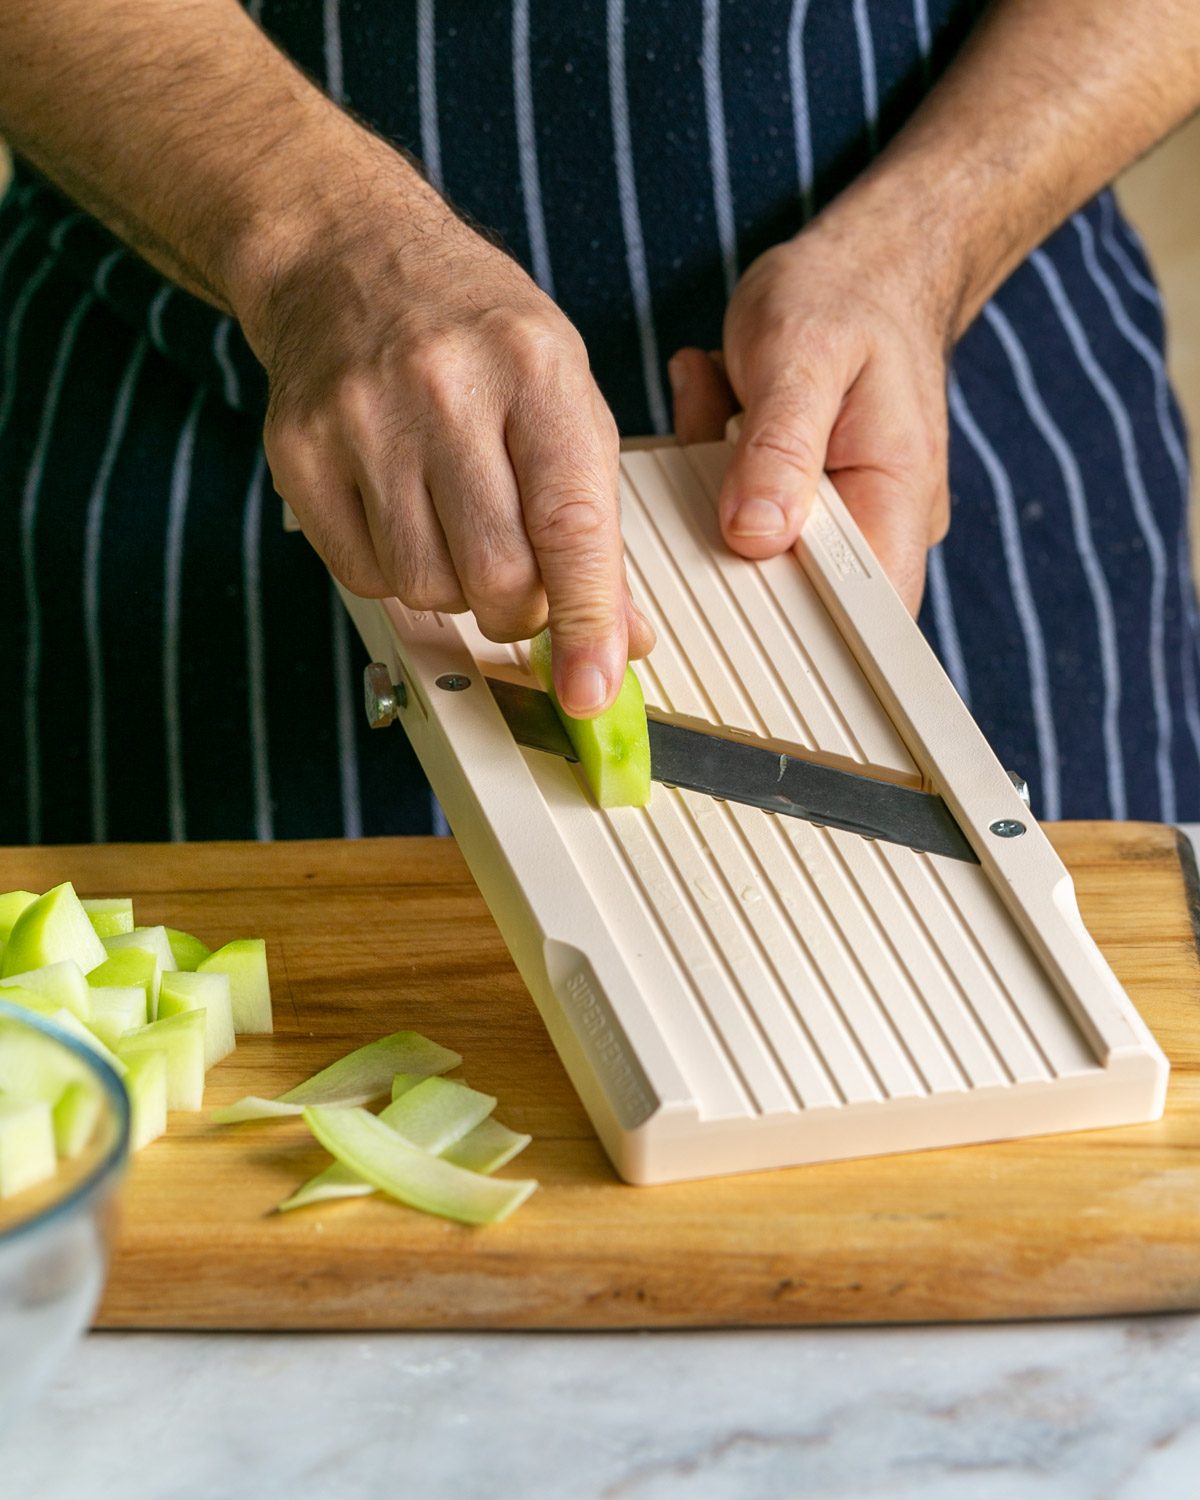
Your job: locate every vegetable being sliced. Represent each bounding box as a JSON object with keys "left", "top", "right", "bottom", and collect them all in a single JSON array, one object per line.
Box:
[
  {"left": 0, "top": 960, "right": 91, "bottom": 1022},
  {"left": 115, "top": 1009, "right": 205, "bottom": 1110},
  {"left": 1, "top": 882, "right": 107, "bottom": 978},
  {"left": 0, "top": 1097, "right": 57, "bottom": 1198},
  {"left": 158, "top": 971, "right": 234, "bottom": 1069},
  {"left": 164, "top": 927, "right": 211, "bottom": 972},
  {"left": 302, "top": 1105, "right": 537, "bottom": 1225},
  {"left": 81, "top": 898, "right": 135, "bottom": 938},
  {"left": 211, "top": 1031, "right": 460, "bottom": 1123},
  {"left": 277, "top": 1076, "right": 497, "bottom": 1213},
  {"left": 528, "top": 629, "right": 651, "bottom": 808},
  {"left": 197, "top": 939, "right": 271, "bottom": 1035}
]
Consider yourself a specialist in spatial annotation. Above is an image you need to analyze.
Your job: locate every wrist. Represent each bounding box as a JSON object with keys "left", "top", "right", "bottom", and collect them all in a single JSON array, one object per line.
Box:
[
  {"left": 810, "top": 171, "right": 976, "bottom": 345},
  {"left": 218, "top": 122, "right": 448, "bottom": 361}
]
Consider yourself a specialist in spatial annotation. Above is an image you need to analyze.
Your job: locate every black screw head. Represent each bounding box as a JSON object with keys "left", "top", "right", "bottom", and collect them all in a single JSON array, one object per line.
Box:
[{"left": 436, "top": 674, "right": 472, "bottom": 692}]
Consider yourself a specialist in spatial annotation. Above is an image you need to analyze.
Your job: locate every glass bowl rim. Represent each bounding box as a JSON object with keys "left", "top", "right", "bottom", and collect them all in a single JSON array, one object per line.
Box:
[{"left": 0, "top": 997, "right": 131, "bottom": 1249}]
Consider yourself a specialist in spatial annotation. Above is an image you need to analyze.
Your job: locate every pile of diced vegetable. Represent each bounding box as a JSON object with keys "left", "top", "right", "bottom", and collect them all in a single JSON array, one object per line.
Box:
[{"left": 0, "top": 882, "right": 535, "bottom": 1224}]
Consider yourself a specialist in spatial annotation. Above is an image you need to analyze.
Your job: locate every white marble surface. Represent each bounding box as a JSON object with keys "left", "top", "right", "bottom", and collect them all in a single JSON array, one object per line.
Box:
[{"left": 4, "top": 1316, "right": 1200, "bottom": 1499}]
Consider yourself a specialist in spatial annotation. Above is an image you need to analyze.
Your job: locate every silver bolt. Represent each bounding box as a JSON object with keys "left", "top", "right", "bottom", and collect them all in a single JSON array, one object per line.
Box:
[
  {"left": 990, "top": 818, "right": 1026, "bottom": 838},
  {"left": 363, "top": 662, "right": 406, "bottom": 728},
  {"left": 436, "top": 674, "right": 472, "bottom": 692},
  {"left": 1006, "top": 770, "right": 1031, "bottom": 808}
]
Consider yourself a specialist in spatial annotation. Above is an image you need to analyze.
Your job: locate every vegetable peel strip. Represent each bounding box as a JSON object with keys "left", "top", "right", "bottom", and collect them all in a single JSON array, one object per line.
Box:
[
  {"left": 277, "top": 1075, "right": 498, "bottom": 1212},
  {"left": 211, "top": 1031, "right": 460, "bottom": 1123},
  {"left": 302, "top": 1105, "right": 537, "bottom": 1225}
]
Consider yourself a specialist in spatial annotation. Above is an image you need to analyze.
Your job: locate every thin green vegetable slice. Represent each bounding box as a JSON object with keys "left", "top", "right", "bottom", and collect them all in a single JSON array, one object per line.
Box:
[
  {"left": 277, "top": 1076, "right": 497, "bottom": 1212},
  {"left": 528, "top": 629, "right": 652, "bottom": 809},
  {"left": 302, "top": 1105, "right": 537, "bottom": 1225},
  {"left": 211, "top": 1031, "right": 461, "bottom": 1123},
  {"left": 442, "top": 1117, "right": 532, "bottom": 1174}
]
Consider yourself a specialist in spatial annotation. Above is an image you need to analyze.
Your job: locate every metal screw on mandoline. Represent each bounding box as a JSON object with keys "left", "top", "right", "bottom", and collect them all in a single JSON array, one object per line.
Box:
[
  {"left": 363, "top": 662, "right": 406, "bottom": 728},
  {"left": 990, "top": 819, "right": 1026, "bottom": 838},
  {"left": 436, "top": 674, "right": 472, "bottom": 692}
]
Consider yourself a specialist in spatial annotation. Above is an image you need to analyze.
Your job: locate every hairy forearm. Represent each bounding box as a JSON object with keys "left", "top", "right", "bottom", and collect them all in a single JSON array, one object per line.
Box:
[
  {"left": 822, "top": 0, "right": 1200, "bottom": 338},
  {"left": 0, "top": 0, "right": 442, "bottom": 320}
]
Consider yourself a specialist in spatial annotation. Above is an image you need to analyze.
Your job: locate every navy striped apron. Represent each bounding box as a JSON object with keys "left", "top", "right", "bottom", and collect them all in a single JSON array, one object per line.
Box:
[{"left": 1, "top": 0, "right": 1196, "bottom": 843}]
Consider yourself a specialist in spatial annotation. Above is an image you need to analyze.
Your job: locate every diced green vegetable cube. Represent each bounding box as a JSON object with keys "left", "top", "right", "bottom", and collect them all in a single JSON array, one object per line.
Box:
[
  {"left": 52, "top": 1079, "right": 103, "bottom": 1159},
  {"left": 123, "top": 1051, "right": 168, "bottom": 1151},
  {"left": 1, "top": 882, "right": 107, "bottom": 978},
  {"left": 0, "top": 890, "right": 38, "bottom": 946},
  {"left": 0, "top": 1097, "right": 57, "bottom": 1197},
  {"left": 87, "top": 986, "right": 149, "bottom": 1048},
  {"left": 115, "top": 1010, "right": 205, "bottom": 1111},
  {"left": 0, "top": 984, "right": 59, "bottom": 1022},
  {"left": 197, "top": 939, "right": 272, "bottom": 1035},
  {"left": 88, "top": 947, "right": 159, "bottom": 1018},
  {"left": 164, "top": 927, "right": 211, "bottom": 972},
  {"left": 0, "top": 960, "right": 91, "bottom": 1022},
  {"left": 81, "top": 898, "right": 135, "bottom": 938},
  {"left": 104, "top": 925, "right": 177, "bottom": 983},
  {"left": 529, "top": 629, "right": 652, "bottom": 808},
  {"left": 158, "top": 971, "right": 234, "bottom": 1069},
  {"left": 47, "top": 1008, "right": 127, "bottom": 1079},
  {"left": 0, "top": 1017, "right": 89, "bottom": 1103}
]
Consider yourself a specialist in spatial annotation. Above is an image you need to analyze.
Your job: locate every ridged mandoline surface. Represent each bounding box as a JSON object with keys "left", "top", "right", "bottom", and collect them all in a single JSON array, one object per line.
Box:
[{"left": 456, "top": 442, "right": 1101, "bottom": 1124}]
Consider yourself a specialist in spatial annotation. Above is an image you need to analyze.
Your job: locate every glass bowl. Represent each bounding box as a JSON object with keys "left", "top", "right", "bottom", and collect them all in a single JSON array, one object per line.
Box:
[{"left": 0, "top": 999, "right": 130, "bottom": 1435}]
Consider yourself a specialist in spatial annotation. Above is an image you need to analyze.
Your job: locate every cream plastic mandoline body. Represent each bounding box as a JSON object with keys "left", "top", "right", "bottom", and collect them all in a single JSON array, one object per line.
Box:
[{"left": 335, "top": 434, "right": 1168, "bottom": 1185}]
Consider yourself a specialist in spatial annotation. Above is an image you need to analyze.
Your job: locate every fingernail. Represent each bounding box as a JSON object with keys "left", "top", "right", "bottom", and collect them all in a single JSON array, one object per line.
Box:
[
  {"left": 564, "top": 665, "right": 608, "bottom": 714},
  {"left": 730, "top": 498, "right": 787, "bottom": 538}
]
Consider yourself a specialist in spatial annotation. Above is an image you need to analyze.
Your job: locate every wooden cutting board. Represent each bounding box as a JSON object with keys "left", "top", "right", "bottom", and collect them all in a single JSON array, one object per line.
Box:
[{"left": 4, "top": 823, "right": 1198, "bottom": 1329}]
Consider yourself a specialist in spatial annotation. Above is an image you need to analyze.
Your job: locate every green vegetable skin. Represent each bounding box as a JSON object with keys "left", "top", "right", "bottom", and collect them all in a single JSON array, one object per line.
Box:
[
  {"left": 82, "top": 898, "right": 135, "bottom": 938},
  {"left": 528, "top": 630, "right": 652, "bottom": 809},
  {"left": 303, "top": 1105, "right": 537, "bottom": 1225},
  {"left": 164, "top": 927, "right": 211, "bottom": 972},
  {"left": 2, "top": 882, "right": 107, "bottom": 978}
]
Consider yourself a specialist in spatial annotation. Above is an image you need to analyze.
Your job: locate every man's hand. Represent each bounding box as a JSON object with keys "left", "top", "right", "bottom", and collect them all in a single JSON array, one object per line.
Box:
[
  {"left": 669, "top": 211, "right": 952, "bottom": 614},
  {"left": 671, "top": 0, "right": 1200, "bottom": 616},
  {"left": 0, "top": 0, "right": 651, "bottom": 719},
  {"left": 241, "top": 154, "right": 652, "bottom": 718}
]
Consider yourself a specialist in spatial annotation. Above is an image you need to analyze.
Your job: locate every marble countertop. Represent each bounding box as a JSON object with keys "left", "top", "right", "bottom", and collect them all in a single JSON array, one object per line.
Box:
[{"left": 5, "top": 1316, "right": 1200, "bottom": 1498}]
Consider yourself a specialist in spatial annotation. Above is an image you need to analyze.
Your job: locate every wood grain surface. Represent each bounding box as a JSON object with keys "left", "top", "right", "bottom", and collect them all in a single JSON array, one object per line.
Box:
[{"left": 3, "top": 822, "right": 1197, "bottom": 1329}]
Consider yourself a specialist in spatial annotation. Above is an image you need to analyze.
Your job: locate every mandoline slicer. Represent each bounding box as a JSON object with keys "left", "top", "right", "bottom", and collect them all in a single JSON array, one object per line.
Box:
[{"left": 333, "top": 432, "right": 1168, "bottom": 1185}]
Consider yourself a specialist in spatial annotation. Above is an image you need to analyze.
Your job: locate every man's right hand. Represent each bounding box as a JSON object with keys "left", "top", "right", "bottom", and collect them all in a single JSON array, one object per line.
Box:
[
  {"left": 0, "top": 0, "right": 649, "bottom": 720},
  {"left": 237, "top": 154, "right": 651, "bottom": 718}
]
